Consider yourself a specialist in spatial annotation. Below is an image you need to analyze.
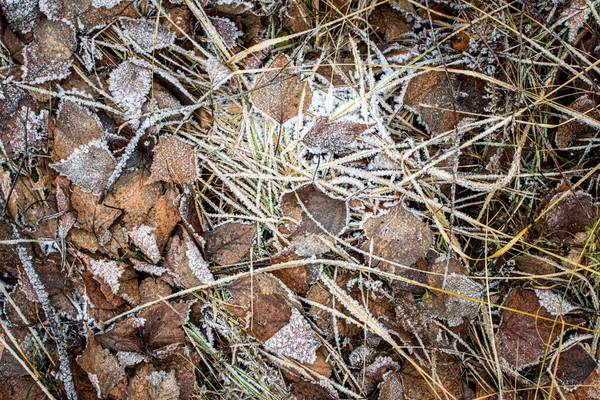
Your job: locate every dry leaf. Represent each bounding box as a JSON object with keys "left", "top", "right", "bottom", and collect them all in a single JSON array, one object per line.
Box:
[
  {"left": 302, "top": 116, "right": 375, "bottom": 153},
  {"left": 555, "top": 95, "right": 600, "bottom": 149},
  {"left": 496, "top": 288, "right": 585, "bottom": 369},
  {"left": 77, "top": 332, "right": 125, "bottom": 398},
  {"left": 279, "top": 184, "right": 348, "bottom": 256},
  {"left": 137, "top": 300, "right": 191, "bottom": 352},
  {"left": 50, "top": 140, "right": 117, "bottom": 196},
  {"left": 270, "top": 249, "right": 321, "bottom": 294},
  {"left": 251, "top": 53, "right": 313, "bottom": 124},
  {"left": 148, "top": 135, "right": 197, "bottom": 185},
  {"left": 165, "top": 228, "right": 215, "bottom": 288},
  {"left": 0, "top": 0, "right": 38, "bottom": 34},
  {"left": 561, "top": 0, "right": 591, "bottom": 43},
  {"left": 535, "top": 190, "right": 595, "bottom": 244},
  {"left": 127, "top": 364, "right": 181, "bottom": 400},
  {"left": 360, "top": 203, "right": 433, "bottom": 274},
  {"left": 109, "top": 60, "right": 152, "bottom": 123},
  {"left": 22, "top": 18, "right": 76, "bottom": 83},
  {"left": 41, "top": 0, "right": 137, "bottom": 33},
  {"left": 53, "top": 99, "right": 106, "bottom": 161},
  {"left": 368, "top": 4, "right": 413, "bottom": 41},
  {"left": 403, "top": 71, "right": 485, "bottom": 135},
  {"left": 554, "top": 344, "right": 596, "bottom": 387},
  {"left": 120, "top": 17, "right": 175, "bottom": 53},
  {"left": 290, "top": 381, "right": 337, "bottom": 400},
  {"left": 202, "top": 222, "right": 257, "bottom": 266}
]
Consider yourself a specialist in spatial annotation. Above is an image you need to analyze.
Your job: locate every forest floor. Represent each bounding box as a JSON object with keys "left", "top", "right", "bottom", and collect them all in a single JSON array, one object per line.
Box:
[{"left": 1, "top": 0, "right": 600, "bottom": 399}]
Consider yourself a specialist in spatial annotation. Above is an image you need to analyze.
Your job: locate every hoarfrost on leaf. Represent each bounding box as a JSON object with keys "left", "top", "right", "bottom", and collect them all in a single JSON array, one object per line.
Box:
[
  {"left": 120, "top": 17, "right": 176, "bottom": 53},
  {"left": 561, "top": 0, "right": 591, "bottom": 43},
  {"left": 0, "top": 0, "right": 38, "bottom": 34},
  {"left": 92, "top": 0, "right": 122, "bottom": 7},
  {"left": 49, "top": 139, "right": 117, "bottom": 196},
  {"left": 264, "top": 308, "right": 321, "bottom": 364},
  {"left": 109, "top": 59, "right": 152, "bottom": 123},
  {"left": 534, "top": 289, "right": 578, "bottom": 316},
  {"left": 87, "top": 258, "right": 125, "bottom": 295},
  {"left": 129, "top": 224, "right": 162, "bottom": 263}
]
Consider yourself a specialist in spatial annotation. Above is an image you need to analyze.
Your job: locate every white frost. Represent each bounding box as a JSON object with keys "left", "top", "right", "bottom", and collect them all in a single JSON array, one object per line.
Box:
[
  {"left": 109, "top": 60, "right": 152, "bottom": 125},
  {"left": 120, "top": 17, "right": 176, "bottom": 53},
  {"left": 535, "top": 289, "right": 578, "bottom": 316},
  {"left": 88, "top": 258, "right": 125, "bottom": 294},
  {"left": 129, "top": 225, "right": 162, "bottom": 263},
  {"left": 264, "top": 308, "right": 321, "bottom": 364}
]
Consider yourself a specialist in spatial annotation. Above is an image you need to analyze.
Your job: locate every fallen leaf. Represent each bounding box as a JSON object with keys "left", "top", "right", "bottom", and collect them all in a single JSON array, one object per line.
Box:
[
  {"left": 127, "top": 364, "right": 181, "bottom": 400},
  {"left": 360, "top": 203, "right": 433, "bottom": 274},
  {"left": 282, "top": 5, "right": 310, "bottom": 34},
  {"left": 565, "top": 367, "right": 600, "bottom": 399},
  {"left": 0, "top": 0, "right": 38, "bottom": 34},
  {"left": 227, "top": 274, "right": 293, "bottom": 342},
  {"left": 165, "top": 228, "right": 215, "bottom": 288},
  {"left": 561, "top": 0, "right": 591, "bottom": 43},
  {"left": 138, "top": 276, "right": 172, "bottom": 304},
  {"left": 21, "top": 18, "right": 76, "bottom": 83},
  {"left": 148, "top": 135, "right": 197, "bottom": 185},
  {"left": 555, "top": 95, "right": 600, "bottom": 149},
  {"left": 53, "top": 99, "right": 106, "bottom": 161},
  {"left": 555, "top": 344, "right": 596, "bottom": 387},
  {"left": 70, "top": 185, "right": 122, "bottom": 238},
  {"left": 95, "top": 316, "right": 144, "bottom": 353},
  {"left": 50, "top": 139, "right": 117, "bottom": 196},
  {"left": 496, "top": 288, "right": 585, "bottom": 369},
  {"left": 109, "top": 59, "right": 153, "bottom": 123},
  {"left": 209, "top": 16, "right": 242, "bottom": 47},
  {"left": 81, "top": 254, "right": 140, "bottom": 306},
  {"left": 270, "top": 249, "right": 321, "bottom": 294},
  {"left": 41, "top": 0, "right": 138, "bottom": 33},
  {"left": 535, "top": 190, "right": 595, "bottom": 244},
  {"left": 138, "top": 300, "right": 191, "bottom": 352},
  {"left": 163, "top": 7, "right": 193, "bottom": 39},
  {"left": 263, "top": 307, "right": 321, "bottom": 363},
  {"left": 290, "top": 380, "right": 337, "bottom": 400},
  {"left": 403, "top": 70, "right": 486, "bottom": 135},
  {"left": 77, "top": 332, "right": 125, "bottom": 398},
  {"left": 368, "top": 4, "right": 413, "bottom": 42},
  {"left": 202, "top": 222, "right": 257, "bottom": 265},
  {"left": 302, "top": 116, "right": 375, "bottom": 153},
  {"left": 251, "top": 53, "right": 313, "bottom": 124},
  {"left": 120, "top": 17, "right": 176, "bottom": 53},
  {"left": 279, "top": 184, "right": 348, "bottom": 256}
]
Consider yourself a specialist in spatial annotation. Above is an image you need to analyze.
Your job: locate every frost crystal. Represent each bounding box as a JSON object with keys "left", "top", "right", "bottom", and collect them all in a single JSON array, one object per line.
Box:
[
  {"left": 129, "top": 225, "right": 162, "bottom": 263},
  {"left": 264, "top": 308, "right": 321, "bottom": 364},
  {"left": 120, "top": 17, "right": 176, "bottom": 53},
  {"left": 10, "top": 106, "right": 49, "bottom": 154},
  {"left": 88, "top": 258, "right": 124, "bottom": 294},
  {"left": 535, "top": 289, "right": 578, "bottom": 316},
  {"left": 146, "top": 370, "right": 180, "bottom": 398},
  {"left": 92, "top": 0, "right": 122, "bottom": 7},
  {"left": 0, "top": 0, "right": 38, "bottom": 33},
  {"left": 206, "top": 58, "right": 231, "bottom": 88},
  {"left": 109, "top": 60, "right": 152, "bottom": 124},
  {"left": 50, "top": 140, "right": 117, "bottom": 196},
  {"left": 185, "top": 234, "right": 215, "bottom": 285},
  {"left": 117, "top": 351, "right": 148, "bottom": 367}
]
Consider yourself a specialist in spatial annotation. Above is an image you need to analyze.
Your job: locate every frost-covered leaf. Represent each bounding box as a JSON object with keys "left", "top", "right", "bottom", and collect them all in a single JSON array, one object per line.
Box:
[
  {"left": 424, "top": 257, "right": 482, "bottom": 327},
  {"left": 165, "top": 228, "right": 215, "bottom": 288},
  {"left": 127, "top": 364, "right": 181, "bottom": 400},
  {"left": 264, "top": 308, "right": 321, "bottom": 364},
  {"left": 77, "top": 333, "right": 125, "bottom": 398},
  {"left": 555, "top": 95, "right": 600, "bottom": 149},
  {"left": 302, "top": 116, "right": 374, "bottom": 153},
  {"left": 137, "top": 299, "right": 191, "bottom": 351},
  {"left": 81, "top": 254, "right": 140, "bottom": 307},
  {"left": 290, "top": 381, "right": 337, "bottom": 400},
  {"left": 0, "top": 0, "right": 38, "bottom": 34},
  {"left": 402, "top": 71, "right": 485, "bottom": 135},
  {"left": 555, "top": 344, "right": 596, "bottom": 387},
  {"left": 270, "top": 249, "right": 321, "bottom": 294},
  {"left": 41, "top": 0, "right": 137, "bottom": 32},
  {"left": 279, "top": 184, "right": 348, "bottom": 256},
  {"left": 22, "top": 19, "right": 76, "bottom": 84},
  {"left": 53, "top": 99, "right": 106, "bottom": 161},
  {"left": 148, "top": 135, "right": 197, "bottom": 185},
  {"left": 202, "top": 222, "right": 257, "bottom": 265},
  {"left": 109, "top": 60, "right": 153, "bottom": 123},
  {"left": 251, "top": 53, "right": 313, "bottom": 124},
  {"left": 92, "top": 0, "right": 122, "bottom": 8},
  {"left": 535, "top": 190, "right": 595, "bottom": 244},
  {"left": 226, "top": 274, "right": 294, "bottom": 342},
  {"left": 209, "top": 16, "right": 242, "bottom": 46},
  {"left": 561, "top": 0, "right": 591, "bottom": 43},
  {"left": 206, "top": 57, "right": 232, "bottom": 88},
  {"left": 120, "top": 17, "right": 176, "bottom": 53},
  {"left": 496, "top": 288, "right": 586, "bottom": 369},
  {"left": 104, "top": 169, "right": 181, "bottom": 262},
  {"left": 360, "top": 203, "right": 433, "bottom": 274},
  {"left": 50, "top": 139, "right": 117, "bottom": 196},
  {"left": 368, "top": 4, "right": 413, "bottom": 41}
]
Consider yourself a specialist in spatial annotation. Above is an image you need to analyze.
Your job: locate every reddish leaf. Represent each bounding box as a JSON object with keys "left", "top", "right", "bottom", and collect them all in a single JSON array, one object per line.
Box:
[
  {"left": 148, "top": 135, "right": 197, "bottom": 185},
  {"left": 202, "top": 222, "right": 256, "bottom": 266}
]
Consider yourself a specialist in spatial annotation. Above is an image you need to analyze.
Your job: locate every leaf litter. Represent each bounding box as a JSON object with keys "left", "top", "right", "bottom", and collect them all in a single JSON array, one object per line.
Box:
[{"left": 1, "top": 0, "right": 600, "bottom": 399}]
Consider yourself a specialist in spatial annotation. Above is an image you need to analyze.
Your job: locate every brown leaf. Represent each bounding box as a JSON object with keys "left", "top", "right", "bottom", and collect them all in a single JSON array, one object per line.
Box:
[
  {"left": 202, "top": 222, "right": 257, "bottom": 266},
  {"left": 564, "top": 367, "right": 600, "bottom": 399},
  {"left": 138, "top": 277, "right": 173, "bottom": 305},
  {"left": 41, "top": 0, "right": 138, "bottom": 33},
  {"left": 22, "top": 19, "right": 76, "bottom": 83},
  {"left": 138, "top": 300, "right": 191, "bottom": 352},
  {"left": 555, "top": 96, "right": 600, "bottom": 149},
  {"left": 104, "top": 169, "right": 181, "bottom": 263},
  {"left": 360, "top": 203, "right": 433, "bottom": 274},
  {"left": 81, "top": 254, "right": 140, "bottom": 307},
  {"left": 53, "top": 100, "right": 106, "bottom": 162},
  {"left": 251, "top": 53, "right": 313, "bottom": 124},
  {"left": 535, "top": 190, "right": 595, "bottom": 243},
  {"left": 148, "top": 135, "right": 197, "bottom": 185},
  {"left": 127, "top": 364, "right": 181, "bottom": 400},
  {"left": 77, "top": 332, "right": 125, "bottom": 398},
  {"left": 283, "top": 5, "right": 310, "bottom": 34},
  {"left": 0, "top": 376, "right": 47, "bottom": 400},
  {"left": 290, "top": 381, "right": 337, "bottom": 400},
  {"left": 279, "top": 184, "right": 348, "bottom": 256},
  {"left": 163, "top": 7, "right": 193, "bottom": 39},
  {"left": 403, "top": 71, "right": 485, "bottom": 135},
  {"left": 263, "top": 307, "right": 321, "bottom": 363},
  {"left": 95, "top": 316, "right": 144, "bottom": 354},
  {"left": 270, "top": 249, "right": 321, "bottom": 294},
  {"left": 497, "top": 288, "right": 585, "bottom": 369},
  {"left": 302, "top": 116, "right": 374, "bottom": 153},
  {"left": 70, "top": 185, "right": 122, "bottom": 237},
  {"left": 120, "top": 17, "right": 175, "bottom": 52},
  {"left": 18, "top": 259, "right": 76, "bottom": 316},
  {"left": 165, "top": 228, "right": 214, "bottom": 288},
  {"left": 368, "top": 4, "right": 413, "bottom": 42},
  {"left": 227, "top": 274, "right": 293, "bottom": 342},
  {"left": 555, "top": 344, "right": 596, "bottom": 386},
  {"left": 50, "top": 140, "right": 117, "bottom": 196}
]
